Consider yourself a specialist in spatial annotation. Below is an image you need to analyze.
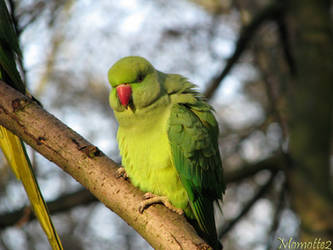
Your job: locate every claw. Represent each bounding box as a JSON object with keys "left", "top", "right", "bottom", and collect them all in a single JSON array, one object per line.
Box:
[
  {"left": 139, "top": 192, "right": 184, "bottom": 215},
  {"left": 143, "top": 192, "right": 155, "bottom": 200},
  {"left": 116, "top": 167, "right": 128, "bottom": 179}
]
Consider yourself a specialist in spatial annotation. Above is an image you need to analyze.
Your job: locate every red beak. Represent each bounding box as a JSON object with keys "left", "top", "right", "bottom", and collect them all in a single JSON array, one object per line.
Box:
[{"left": 116, "top": 84, "right": 132, "bottom": 107}]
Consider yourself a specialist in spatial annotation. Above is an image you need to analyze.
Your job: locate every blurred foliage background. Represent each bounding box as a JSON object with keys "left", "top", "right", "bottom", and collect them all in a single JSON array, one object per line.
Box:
[{"left": 0, "top": 0, "right": 332, "bottom": 249}]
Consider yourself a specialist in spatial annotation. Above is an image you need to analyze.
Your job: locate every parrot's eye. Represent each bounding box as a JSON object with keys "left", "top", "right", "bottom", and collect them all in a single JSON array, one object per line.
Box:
[{"left": 137, "top": 73, "right": 144, "bottom": 82}]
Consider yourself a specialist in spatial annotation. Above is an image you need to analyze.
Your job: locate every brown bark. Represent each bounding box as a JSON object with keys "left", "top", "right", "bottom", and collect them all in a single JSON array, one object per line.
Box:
[{"left": 0, "top": 81, "right": 211, "bottom": 250}]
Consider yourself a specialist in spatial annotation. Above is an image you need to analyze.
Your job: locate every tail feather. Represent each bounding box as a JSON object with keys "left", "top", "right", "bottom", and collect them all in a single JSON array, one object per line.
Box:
[{"left": 189, "top": 196, "right": 222, "bottom": 250}]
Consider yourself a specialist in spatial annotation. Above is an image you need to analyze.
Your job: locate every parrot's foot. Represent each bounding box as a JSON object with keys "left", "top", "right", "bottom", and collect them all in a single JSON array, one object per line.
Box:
[
  {"left": 116, "top": 167, "right": 128, "bottom": 179},
  {"left": 139, "top": 192, "right": 184, "bottom": 215}
]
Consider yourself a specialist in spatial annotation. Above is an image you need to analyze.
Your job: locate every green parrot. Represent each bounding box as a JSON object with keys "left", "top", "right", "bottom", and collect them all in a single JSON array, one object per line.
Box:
[{"left": 108, "top": 56, "right": 225, "bottom": 249}]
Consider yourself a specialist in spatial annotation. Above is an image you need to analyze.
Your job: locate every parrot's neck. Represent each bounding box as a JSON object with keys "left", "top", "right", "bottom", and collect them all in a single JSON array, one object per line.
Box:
[{"left": 114, "top": 94, "right": 170, "bottom": 130}]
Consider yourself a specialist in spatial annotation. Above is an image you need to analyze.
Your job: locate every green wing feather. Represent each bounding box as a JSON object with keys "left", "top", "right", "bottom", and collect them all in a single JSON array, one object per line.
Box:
[
  {"left": 167, "top": 79, "right": 225, "bottom": 249},
  {"left": 0, "top": 0, "right": 24, "bottom": 93},
  {"left": 0, "top": 1, "right": 63, "bottom": 249}
]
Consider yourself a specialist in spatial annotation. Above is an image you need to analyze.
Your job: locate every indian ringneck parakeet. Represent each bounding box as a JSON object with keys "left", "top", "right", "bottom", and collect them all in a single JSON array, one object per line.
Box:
[{"left": 108, "top": 56, "right": 225, "bottom": 249}]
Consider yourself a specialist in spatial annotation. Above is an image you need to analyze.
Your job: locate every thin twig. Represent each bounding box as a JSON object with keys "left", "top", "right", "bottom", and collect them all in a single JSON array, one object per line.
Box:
[
  {"left": 257, "top": 54, "right": 289, "bottom": 139},
  {"left": 276, "top": 10, "right": 297, "bottom": 76},
  {"left": 266, "top": 178, "right": 287, "bottom": 250},
  {"left": 204, "top": 2, "right": 283, "bottom": 99}
]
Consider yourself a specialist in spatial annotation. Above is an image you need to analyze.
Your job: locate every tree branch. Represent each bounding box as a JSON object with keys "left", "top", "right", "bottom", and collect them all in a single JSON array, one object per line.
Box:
[
  {"left": 0, "top": 81, "right": 210, "bottom": 250},
  {"left": 0, "top": 152, "right": 285, "bottom": 231},
  {"left": 0, "top": 188, "right": 97, "bottom": 229},
  {"left": 276, "top": 9, "right": 297, "bottom": 76},
  {"left": 224, "top": 154, "right": 285, "bottom": 184},
  {"left": 286, "top": 0, "right": 333, "bottom": 241},
  {"left": 204, "top": 2, "right": 283, "bottom": 99},
  {"left": 0, "top": 153, "right": 285, "bottom": 231}
]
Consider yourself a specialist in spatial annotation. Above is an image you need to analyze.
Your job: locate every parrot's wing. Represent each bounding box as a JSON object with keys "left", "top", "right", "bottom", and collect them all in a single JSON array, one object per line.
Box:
[{"left": 167, "top": 103, "right": 225, "bottom": 243}]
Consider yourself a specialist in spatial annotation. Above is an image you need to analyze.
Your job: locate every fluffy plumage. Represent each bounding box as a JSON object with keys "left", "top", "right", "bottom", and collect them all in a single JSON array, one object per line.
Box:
[{"left": 108, "top": 56, "right": 225, "bottom": 249}]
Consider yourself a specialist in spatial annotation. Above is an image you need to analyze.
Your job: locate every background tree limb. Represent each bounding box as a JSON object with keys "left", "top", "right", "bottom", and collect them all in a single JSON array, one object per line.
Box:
[
  {"left": 0, "top": 153, "right": 286, "bottom": 229},
  {"left": 0, "top": 188, "right": 96, "bottom": 229},
  {"left": 219, "top": 170, "right": 278, "bottom": 238},
  {"left": 0, "top": 81, "right": 210, "bottom": 250},
  {"left": 286, "top": 0, "right": 333, "bottom": 241},
  {"left": 204, "top": 2, "right": 283, "bottom": 99},
  {"left": 223, "top": 154, "right": 285, "bottom": 183}
]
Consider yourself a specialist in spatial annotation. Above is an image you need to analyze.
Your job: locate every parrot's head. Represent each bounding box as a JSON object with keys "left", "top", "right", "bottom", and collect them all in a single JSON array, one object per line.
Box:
[{"left": 108, "top": 56, "right": 162, "bottom": 112}]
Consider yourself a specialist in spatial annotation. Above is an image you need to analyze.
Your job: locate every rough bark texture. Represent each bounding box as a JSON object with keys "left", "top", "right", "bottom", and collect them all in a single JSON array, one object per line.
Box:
[
  {"left": 286, "top": 0, "right": 333, "bottom": 241},
  {"left": 0, "top": 81, "right": 211, "bottom": 250}
]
